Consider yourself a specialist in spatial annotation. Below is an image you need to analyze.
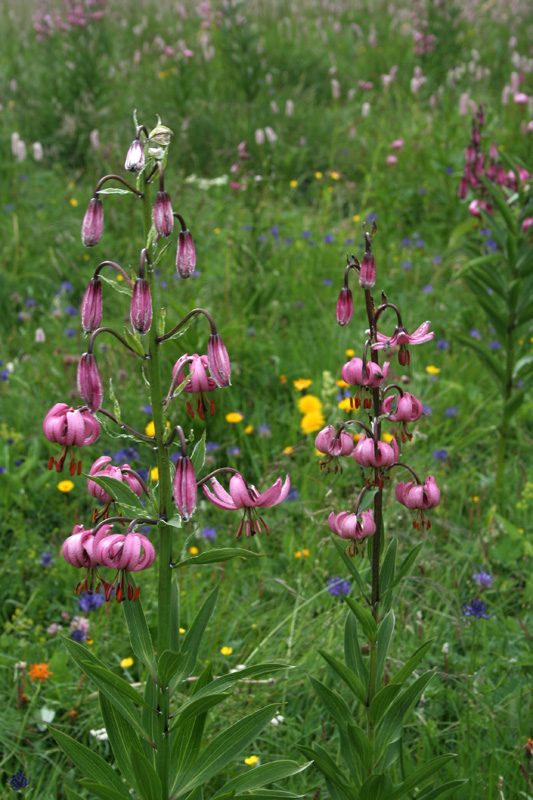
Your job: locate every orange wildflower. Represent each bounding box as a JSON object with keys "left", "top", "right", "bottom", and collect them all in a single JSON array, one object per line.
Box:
[{"left": 29, "top": 663, "right": 53, "bottom": 682}]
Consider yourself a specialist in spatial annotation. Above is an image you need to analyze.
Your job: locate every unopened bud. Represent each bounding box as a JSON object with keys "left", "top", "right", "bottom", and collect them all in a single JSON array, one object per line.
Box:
[
  {"left": 154, "top": 191, "right": 174, "bottom": 236},
  {"left": 359, "top": 252, "right": 376, "bottom": 290},
  {"left": 77, "top": 353, "right": 103, "bottom": 411},
  {"left": 130, "top": 279, "right": 152, "bottom": 334},
  {"left": 147, "top": 122, "right": 173, "bottom": 159},
  {"left": 207, "top": 334, "right": 231, "bottom": 388},
  {"left": 173, "top": 456, "right": 197, "bottom": 521},
  {"left": 81, "top": 197, "right": 104, "bottom": 247},
  {"left": 81, "top": 277, "right": 103, "bottom": 334},
  {"left": 176, "top": 229, "right": 196, "bottom": 278},
  {"left": 336, "top": 286, "right": 353, "bottom": 326},
  {"left": 125, "top": 139, "right": 145, "bottom": 172}
]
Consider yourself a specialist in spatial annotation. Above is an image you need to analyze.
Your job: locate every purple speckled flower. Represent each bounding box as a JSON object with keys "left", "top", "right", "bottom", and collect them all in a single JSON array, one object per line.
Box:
[
  {"left": 79, "top": 591, "right": 105, "bottom": 612},
  {"left": 473, "top": 569, "right": 493, "bottom": 590},
  {"left": 327, "top": 578, "right": 352, "bottom": 596},
  {"left": 71, "top": 628, "right": 87, "bottom": 642},
  {"left": 463, "top": 598, "right": 491, "bottom": 618}
]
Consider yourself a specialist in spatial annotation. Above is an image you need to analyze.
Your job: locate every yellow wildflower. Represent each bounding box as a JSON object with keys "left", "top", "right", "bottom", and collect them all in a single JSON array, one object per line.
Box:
[
  {"left": 220, "top": 646, "right": 233, "bottom": 656},
  {"left": 151, "top": 467, "right": 159, "bottom": 481},
  {"left": 69, "top": 198, "right": 78, "bottom": 207},
  {"left": 226, "top": 412, "right": 244, "bottom": 423},
  {"left": 337, "top": 379, "right": 350, "bottom": 388},
  {"left": 353, "top": 215, "right": 360, "bottom": 222},
  {"left": 290, "top": 180, "right": 298, "bottom": 188},
  {"left": 297, "top": 395, "right": 322, "bottom": 414},
  {"left": 283, "top": 446, "right": 294, "bottom": 454},
  {"left": 337, "top": 398, "right": 353, "bottom": 411},
  {"left": 345, "top": 349, "right": 355, "bottom": 357},
  {"left": 314, "top": 171, "right": 323, "bottom": 179},
  {"left": 57, "top": 480, "right": 74, "bottom": 493},
  {"left": 382, "top": 433, "right": 395, "bottom": 443},
  {"left": 244, "top": 756, "right": 260, "bottom": 766},
  {"left": 293, "top": 378, "right": 312, "bottom": 391},
  {"left": 189, "top": 546, "right": 199, "bottom": 555},
  {"left": 179, "top": 627, "right": 186, "bottom": 634},
  {"left": 214, "top": 227, "right": 221, "bottom": 234},
  {"left": 244, "top": 425, "right": 254, "bottom": 434},
  {"left": 120, "top": 657, "right": 134, "bottom": 668},
  {"left": 300, "top": 411, "right": 325, "bottom": 434},
  {"left": 145, "top": 421, "right": 155, "bottom": 437},
  {"left": 294, "top": 550, "right": 302, "bottom": 558},
  {"left": 302, "top": 549, "right": 310, "bottom": 557},
  {"left": 280, "top": 374, "right": 287, "bottom": 384},
  {"left": 425, "top": 365, "right": 441, "bottom": 375},
  {"left": 330, "top": 171, "right": 340, "bottom": 180}
]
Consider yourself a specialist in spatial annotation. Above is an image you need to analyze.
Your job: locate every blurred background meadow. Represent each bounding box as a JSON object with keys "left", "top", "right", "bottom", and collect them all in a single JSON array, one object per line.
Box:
[{"left": 1, "top": 0, "right": 533, "bottom": 796}]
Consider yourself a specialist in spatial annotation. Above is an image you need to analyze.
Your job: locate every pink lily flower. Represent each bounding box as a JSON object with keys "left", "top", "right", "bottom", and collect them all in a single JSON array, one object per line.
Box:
[
  {"left": 95, "top": 531, "right": 156, "bottom": 601},
  {"left": 373, "top": 321, "right": 434, "bottom": 365},
  {"left": 382, "top": 391, "right": 423, "bottom": 441},
  {"left": 328, "top": 509, "right": 376, "bottom": 556},
  {"left": 87, "top": 455, "right": 143, "bottom": 521},
  {"left": 173, "top": 456, "right": 197, "bottom": 521},
  {"left": 61, "top": 522, "right": 112, "bottom": 595},
  {"left": 353, "top": 434, "right": 399, "bottom": 469},
  {"left": 203, "top": 472, "right": 290, "bottom": 538},
  {"left": 172, "top": 353, "right": 217, "bottom": 419},
  {"left": 395, "top": 475, "right": 440, "bottom": 529},
  {"left": 341, "top": 357, "right": 390, "bottom": 408},
  {"left": 43, "top": 403, "right": 101, "bottom": 474},
  {"left": 315, "top": 425, "right": 354, "bottom": 471}
]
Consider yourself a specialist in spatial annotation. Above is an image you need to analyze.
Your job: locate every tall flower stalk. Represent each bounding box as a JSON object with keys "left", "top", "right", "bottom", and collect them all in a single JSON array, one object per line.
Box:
[
  {"left": 43, "top": 116, "right": 305, "bottom": 800},
  {"left": 300, "top": 226, "right": 462, "bottom": 798}
]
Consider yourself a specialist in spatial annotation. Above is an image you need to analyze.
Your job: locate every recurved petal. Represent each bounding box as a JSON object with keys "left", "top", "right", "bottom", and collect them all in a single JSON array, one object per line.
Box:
[
  {"left": 256, "top": 474, "right": 291, "bottom": 507},
  {"left": 203, "top": 477, "right": 238, "bottom": 510}
]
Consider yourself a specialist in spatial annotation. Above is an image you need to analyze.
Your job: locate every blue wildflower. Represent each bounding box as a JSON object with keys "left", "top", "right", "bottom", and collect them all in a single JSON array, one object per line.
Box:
[
  {"left": 401, "top": 261, "right": 412, "bottom": 270},
  {"left": 79, "top": 591, "right": 105, "bottom": 612},
  {"left": 285, "top": 488, "right": 299, "bottom": 502},
  {"left": 436, "top": 339, "right": 449, "bottom": 350},
  {"left": 423, "top": 404, "right": 432, "bottom": 416},
  {"left": 65, "top": 306, "right": 77, "bottom": 316},
  {"left": 470, "top": 329, "right": 481, "bottom": 340},
  {"left": 40, "top": 553, "right": 53, "bottom": 567},
  {"left": 206, "top": 442, "right": 220, "bottom": 453},
  {"left": 463, "top": 598, "right": 491, "bottom": 619},
  {"left": 228, "top": 446, "right": 241, "bottom": 456},
  {"left": 433, "top": 449, "right": 448, "bottom": 460},
  {"left": 489, "top": 341, "right": 501, "bottom": 350},
  {"left": 422, "top": 285, "right": 434, "bottom": 293},
  {"left": 327, "top": 578, "right": 352, "bottom": 596},
  {"left": 202, "top": 527, "right": 217, "bottom": 541},
  {"left": 65, "top": 327, "right": 76, "bottom": 337},
  {"left": 322, "top": 278, "right": 333, "bottom": 285},
  {"left": 323, "top": 234, "right": 334, "bottom": 243},
  {"left": 9, "top": 771, "right": 31, "bottom": 791},
  {"left": 142, "top": 404, "right": 152, "bottom": 414},
  {"left": 303, "top": 230, "right": 312, "bottom": 238},
  {"left": 473, "top": 569, "right": 493, "bottom": 589},
  {"left": 445, "top": 406, "right": 458, "bottom": 418},
  {"left": 25, "top": 298, "right": 36, "bottom": 307},
  {"left": 71, "top": 629, "right": 86, "bottom": 642}
]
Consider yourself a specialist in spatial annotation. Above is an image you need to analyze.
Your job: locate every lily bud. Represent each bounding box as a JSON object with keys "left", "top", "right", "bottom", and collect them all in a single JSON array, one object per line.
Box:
[
  {"left": 81, "top": 197, "right": 103, "bottom": 247},
  {"left": 336, "top": 286, "right": 353, "bottom": 326},
  {"left": 173, "top": 456, "right": 197, "bottom": 521},
  {"left": 207, "top": 334, "right": 231, "bottom": 388},
  {"left": 176, "top": 229, "right": 196, "bottom": 278},
  {"left": 130, "top": 279, "right": 152, "bottom": 335},
  {"left": 359, "top": 251, "right": 376, "bottom": 290},
  {"left": 125, "top": 139, "right": 145, "bottom": 172},
  {"left": 77, "top": 353, "right": 104, "bottom": 411},
  {"left": 154, "top": 191, "right": 174, "bottom": 236},
  {"left": 81, "top": 277, "right": 103, "bottom": 334}
]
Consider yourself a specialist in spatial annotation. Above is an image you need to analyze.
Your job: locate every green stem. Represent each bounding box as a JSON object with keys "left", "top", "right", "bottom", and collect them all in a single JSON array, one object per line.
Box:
[{"left": 142, "top": 177, "right": 173, "bottom": 799}]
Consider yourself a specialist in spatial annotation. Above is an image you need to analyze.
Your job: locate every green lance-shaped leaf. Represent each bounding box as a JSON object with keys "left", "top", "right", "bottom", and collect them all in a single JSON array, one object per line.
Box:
[
  {"left": 65, "top": 788, "right": 87, "bottom": 800},
  {"left": 85, "top": 473, "right": 146, "bottom": 513},
  {"left": 456, "top": 253, "right": 500, "bottom": 279},
  {"left": 213, "top": 760, "right": 311, "bottom": 799},
  {"left": 171, "top": 661, "right": 214, "bottom": 789},
  {"left": 389, "top": 639, "right": 434, "bottom": 686},
  {"left": 62, "top": 638, "right": 151, "bottom": 743},
  {"left": 379, "top": 539, "right": 397, "bottom": 597},
  {"left": 368, "top": 683, "right": 403, "bottom": 726},
  {"left": 375, "top": 671, "right": 435, "bottom": 764},
  {"left": 517, "top": 244, "right": 533, "bottom": 277},
  {"left": 172, "top": 704, "right": 282, "bottom": 798},
  {"left": 453, "top": 333, "right": 505, "bottom": 386},
  {"left": 172, "top": 548, "right": 264, "bottom": 569},
  {"left": 386, "top": 754, "right": 456, "bottom": 800},
  {"left": 100, "top": 693, "right": 145, "bottom": 791},
  {"left": 309, "top": 676, "right": 354, "bottom": 728},
  {"left": 415, "top": 779, "right": 469, "bottom": 800},
  {"left": 122, "top": 325, "right": 146, "bottom": 357},
  {"left": 479, "top": 174, "right": 516, "bottom": 234},
  {"left": 169, "top": 693, "right": 230, "bottom": 732},
  {"left": 376, "top": 609, "right": 395, "bottom": 687},
  {"left": 158, "top": 650, "right": 184, "bottom": 688},
  {"left": 122, "top": 585, "right": 157, "bottom": 679},
  {"left": 359, "top": 773, "right": 394, "bottom": 800},
  {"left": 80, "top": 661, "right": 153, "bottom": 710},
  {"left": 331, "top": 537, "right": 370, "bottom": 599},
  {"left": 504, "top": 388, "right": 527, "bottom": 419},
  {"left": 297, "top": 744, "right": 353, "bottom": 800},
  {"left": 318, "top": 649, "right": 367, "bottom": 705},
  {"left": 343, "top": 595, "right": 377, "bottom": 642},
  {"left": 171, "top": 584, "right": 219, "bottom": 690},
  {"left": 141, "top": 675, "right": 158, "bottom": 766},
  {"left": 129, "top": 747, "right": 163, "bottom": 800},
  {"left": 190, "top": 429, "right": 206, "bottom": 474},
  {"left": 191, "top": 662, "right": 291, "bottom": 700},
  {"left": 49, "top": 727, "right": 129, "bottom": 798},
  {"left": 344, "top": 612, "right": 368, "bottom": 685},
  {"left": 79, "top": 784, "right": 132, "bottom": 800},
  {"left": 346, "top": 723, "right": 373, "bottom": 775}
]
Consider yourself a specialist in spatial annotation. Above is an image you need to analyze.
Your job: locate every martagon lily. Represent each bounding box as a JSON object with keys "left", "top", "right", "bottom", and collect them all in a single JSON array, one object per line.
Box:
[{"left": 203, "top": 472, "right": 290, "bottom": 538}]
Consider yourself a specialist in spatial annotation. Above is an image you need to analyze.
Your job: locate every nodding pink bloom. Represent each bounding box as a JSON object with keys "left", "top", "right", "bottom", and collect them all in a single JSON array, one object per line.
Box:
[
  {"left": 203, "top": 472, "right": 290, "bottom": 538},
  {"left": 382, "top": 392, "right": 423, "bottom": 441},
  {"left": 373, "top": 321, "right": 434, "bottom": 365},
  {"left": 207, "top": 334, "right": 231, "bottom": 388},
  {"left": 176, "top": 229, "right": 196, "bottom": 278},
  {"left": 522, "top": 217, "right": 533, "bottom": 234},
  {"left": 125, "top": 139, "right": 145, "bottom": 172},
  {"left": 395, "top": 475, "right": 440, "bottom": 529},
  {"left": 359, "top": 251, "right": 376, "bottom": 289},
  {"left": 328, "top": 508, "right": 376, "bottom": 555},
  {"left": 341, "top": 357, "right": 390, "bottom": 408},
  {"left": 173, "top": 353, "right": 217, "bottom": 419},
  {"left": 62, "top": 522, "right": 112, "bottom": 595},
  {"left": 315, "top": 425, "right": 354, "bottom": 471},
  {"left": 336, "top": 286, "right": 353, "bottom": 326},
  {"left": 173, "top": 456, "right": 197, "bottom": 521},
  {"left": 353, "top": 434, "right": 399, "bottom": 469},
  {"left": 81, "top": 277, "right": 103, "bottom": 334},
  {"left": 81, "top": 197, "right": 103, "bottom": 247},
  {"left": 130, "top": 278, "right": 152, "bottom": 334},
  {"left": 468, "top": 198, "right": 492, "bottom": 219},
  {"left": 154, "top": 191, "right": 174, "bottom": 236},
  {"left": 43, "top": 403, "right": 101, "bottom": 474},
  {"left": 77, "top": 353, "right": 104, "bottom": 412},
  {"left": 87, "top": 456, "right": 143, "bottom": 521},
  {"left": 95, "top": 531, "right": 156, "bottom": 601}
]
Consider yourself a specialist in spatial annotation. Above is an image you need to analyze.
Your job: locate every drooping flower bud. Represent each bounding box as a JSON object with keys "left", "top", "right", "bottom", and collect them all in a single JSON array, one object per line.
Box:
[
  {"left": 336, "top": 286, "right": 353, "bottom": 326},
  {"left": 176, "top": 229, "right": 196, "bottom": 278},
  {"left": 173, "top": 456, "right": 197, "bottom": 521},
  {"left": 359, "top": 251, "right": 376, "bottom": 290},
  {"left": 77, "top": 353, "right": 104, "bottom": 411},
  {"left": 125, "top": 139, "right": 145, "bottom": 172},
  {"left": 81, "top": 197, "right": 103, "bottom": 247},
  {"left": 154, "top": 191, "right": 174, "bottom": 236},
  {"left": 130, "top": 279, "right": 152, "bottom": 334},
  {"left": 81, "top": 277, "right": 103, "bottom": 334},
  {"left": 207, "top": 334, "right": 231, "bottom": 388}
]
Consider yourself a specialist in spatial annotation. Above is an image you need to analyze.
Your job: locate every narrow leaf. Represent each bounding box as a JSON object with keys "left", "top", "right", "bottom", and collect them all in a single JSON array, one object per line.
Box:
[
  {"left": 80, "top": 784, "right": 132, "bottom": 800},
  {"left": 331, "top": 537, "right": 369, "bottom": 598},
  {"left": 84, "top": 474, "right": 145, "bottom": 512},
  {"left": 100, "top": 693, "right": 143, "bottom": 792},
  {"left": 346, "top": 723, "right": 373, "bottom": 774},
  {"left": 386, "top": 755, "right": 455, "bottom": 800},
  {"left": 49, "top": 727, "right": 129, "bottom": 797},
  {"left": 318, "top": 650, "right": 367, "bottom": 705},
  {"left": 343, "top": 595, "right": 377, "bottom": 642},
  {"left": 170, "top": 662, "right": 214, "bottom": 792},
  {"left": 359, "top": 773, "right": 394, "bottom": 800},
  {"left": 375, "top": 671, "right": 435, "bottom": 762},
  {"left": 130, "top": 747, "right": 162, "bottom": 800},
  {"left": 159, "top": 650, "right": 184, "bottom": 688},
  {"left": 169, "top": 693, "right": 230, "bottom": 731},
  {"left": 344, "top": 613, "right": 368, "bottom": 685},
  {"left": 80, "top": 661, "right": 152, "bottom": 710},
  {"left": 369, "top": 683, "right": 402, "bottom": 726},
  {"left": 213, "top": 760, "right": 311, "bottom": 799},
  {"left": 389, "top": 639, "right": 434, "bottom": 686},
  {"left": 416, "top": 779, "right": 469, "bottom": 800},
  {"left": 380, "top": 539, "right": 397, "bottom": 596},
  {"left": 297, "top": 745, "right": 352, "bottom": 800},
  {"left": 171, "top": 585, "right": 219, "bottom": 690},
  {"left": 172, "top": 548, "right": 263, "bottom": 569},
  {"left": 191, "top": 430, "right": 206, "bottom": 475},
  {"left": 376, "top": 610, "right": 395, "bottom": 687},
  {"left": 122, "top": 589, "right": 157, "bottom": 679},
  {"left": 309, "top": 676, "right": 353, "bottom": 728}
]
